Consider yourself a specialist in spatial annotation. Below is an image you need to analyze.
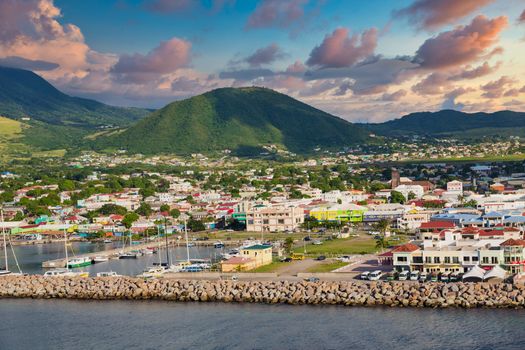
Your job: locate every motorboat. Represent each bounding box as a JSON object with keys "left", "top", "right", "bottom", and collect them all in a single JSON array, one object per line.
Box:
[
  {"left": 103, "top": 239, "right": 113, "bottom": 244},
  {"left": 67, "top": 257, "right": 92, "bottom": 268},
  {"left": 44, "top": 269, "right": 89, "bottom": 277},
  {"left": 96, "top": 271, "right": 120, "bottom": 277},
  {"left": 93, "top": 256, "right": 109, "bottom": 263},
  {"left": 137, "top": 266, "right": 166, "bottom": 278},
  {"left": 214, "top": 241, "right": 225, "bottom": 248},
  {"left": 118, "top": 252, "right": 138, "bottom": 259}
]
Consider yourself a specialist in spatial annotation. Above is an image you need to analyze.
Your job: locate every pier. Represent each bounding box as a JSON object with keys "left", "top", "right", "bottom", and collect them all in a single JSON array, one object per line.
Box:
[{"left": 41, "top": 238, "right": 238, "bottom": 268}]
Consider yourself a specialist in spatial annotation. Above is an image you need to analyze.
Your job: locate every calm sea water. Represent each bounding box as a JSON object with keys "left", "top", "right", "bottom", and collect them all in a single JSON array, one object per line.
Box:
[
  {"left": 0, "top": 299, "right": 524, "bottom": 350},
  {"left": 2, "top": 242, "right": 218, "bottom": 276}
]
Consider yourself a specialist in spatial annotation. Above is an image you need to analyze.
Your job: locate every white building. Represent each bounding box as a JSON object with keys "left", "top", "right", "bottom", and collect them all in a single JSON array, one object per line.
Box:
[{"left": 246, "top": 206, "right": 304, "bottom": 232}]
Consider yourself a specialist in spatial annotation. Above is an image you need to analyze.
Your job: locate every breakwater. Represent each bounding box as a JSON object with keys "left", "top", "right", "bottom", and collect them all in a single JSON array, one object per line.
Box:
[{"left": 1, "top": 276, "right": 525, "bottom": 308}]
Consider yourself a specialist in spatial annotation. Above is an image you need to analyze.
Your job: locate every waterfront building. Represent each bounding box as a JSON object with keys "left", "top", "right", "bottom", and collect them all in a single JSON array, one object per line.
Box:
[
  {"left": 309, "top": 203, "right": 367, "bottom": 223},
  {"left": 221, "top": 244, "right": 272, "bottom": 272},
  {"left": 246, "top": 206, "right": 304, "bottom": 232}
]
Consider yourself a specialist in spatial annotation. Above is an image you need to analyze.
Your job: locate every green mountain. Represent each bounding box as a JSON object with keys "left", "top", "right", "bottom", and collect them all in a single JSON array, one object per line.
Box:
[
  {"left": 0, "top": 66, "right": 148, "bottom": 127},
  {"left": 96, "top": 87, "right": 370, "bottom": 155},
  {"left": 363, "top": 110, "right": 525, "bottom": 139}
]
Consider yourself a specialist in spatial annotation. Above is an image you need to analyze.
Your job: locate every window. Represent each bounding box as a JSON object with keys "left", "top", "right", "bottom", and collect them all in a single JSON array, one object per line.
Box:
[
  {"left": 453, "top": 257, "right": 459, "bottom": 264},
  {"left": 472, "top": 256, "right": 479, "bottom": 262},
  {"left": 433, "top": 257, "right": 440, "bottom": 263},
  {"left": 463, "top": 256, "right": 470, "bottom": 262},
  {"left": 425, "top": 257, "right": 431, "bottom": 263},
  {"left": 397, "top": 256, "right": 408, "bottom": 262},
  {"left": 263, "top": 219, "right": 269, "bottom": 224},
  {"left": 278, "top": 219, "right": 284, "bottom": 224},
  {"left": 491, "top": 257, "right": 498, "bottom": 264},
  {"left": 444, "top": 257, "right": 450, "bottom": 264},
  {"left": 482, "top": 257, "right": 489, "bottom": 264}
]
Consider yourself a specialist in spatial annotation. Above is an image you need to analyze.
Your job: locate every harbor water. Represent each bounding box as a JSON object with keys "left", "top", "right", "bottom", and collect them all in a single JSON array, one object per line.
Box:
[
  {"left": 2, "top": 241, "right": 218, "bottom": 276},
  {"left": 1, "top": 299, "right": 524, "bottom": 349}
]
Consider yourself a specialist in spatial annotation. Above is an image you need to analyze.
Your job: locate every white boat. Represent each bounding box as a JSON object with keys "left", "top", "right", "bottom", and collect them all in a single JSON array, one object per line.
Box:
[
  {"left": 103, "top": 239, "right": 113, "bottom": 244},
  {"left": 93, "top": 256, "right": 109, "bottom": 263},
  {"left": 67, "top": 257, "right": 92, "bottom": 268},
  {"left": 137, "top": 266, "right": 166, "bottom": 278},
  {"left": 44, "top": 268, "right": 89, "bottom": 277},
  {"left": 96, "top": 271, "right": 120, "bottom": 277}
]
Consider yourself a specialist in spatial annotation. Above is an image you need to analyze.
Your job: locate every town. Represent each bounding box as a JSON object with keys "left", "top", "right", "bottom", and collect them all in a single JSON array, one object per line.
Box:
[{"left": 2, "top": 152, "right": 525, "bottom": 284}]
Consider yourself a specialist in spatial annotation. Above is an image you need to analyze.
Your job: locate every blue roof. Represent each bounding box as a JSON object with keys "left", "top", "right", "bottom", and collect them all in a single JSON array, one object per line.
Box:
[
  {"left": 503, "top": 216, "right": 525, "bottom": 223},
  {"left": 483, "top": 211, "right": 504, "bottom": 218}
]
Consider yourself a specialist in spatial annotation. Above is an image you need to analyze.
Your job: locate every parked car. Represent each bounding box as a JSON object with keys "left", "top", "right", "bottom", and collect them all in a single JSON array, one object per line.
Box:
[
  {"left": 315, "top": 255, "right": 326, "bottom": 261},
  {"left": 398, "top": 270, "right": 409, "bottom": 281},
  {"left": 312, "top": 240, "right": 323, "bottom": 245},
  {"left": 280, "top": 257, "right": 292, "bottom": 262},
  {"left": 386, "top": 272, "right": 396, "bottom": 281},
  {"left": 410, "top": 271, "right": 420, "bottom": 281},
  {"left": 440, "top": 272, "right": 450, "bottom": 282},
  {"left": 450, "top": 272, "right": 460, "bottom": 282},
  {"left": 305, "top": 277, "right": 320, "bottom": 282},
  {"left": 337, "top": 255, "right": 351, "bottom": 263},
  {"left": 430, "top": 273, "right": 438, "bottom": 282},
  {"left": 303, "top": 236, "right": 311, "bottom": 241},
  {"left": 360, "top": 271, "right": 370, "bottom": 280},
  {"left": 368, "top": 270, "right": 383, "bottom": 281},
  {"left": 419, "top": 272, "right": 428, "bottom": 282}
]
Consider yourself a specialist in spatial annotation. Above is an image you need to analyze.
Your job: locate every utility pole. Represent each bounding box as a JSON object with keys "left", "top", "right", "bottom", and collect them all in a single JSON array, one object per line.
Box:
[{"left": 164, "top": 216, "right": 170, "bottom": 266}]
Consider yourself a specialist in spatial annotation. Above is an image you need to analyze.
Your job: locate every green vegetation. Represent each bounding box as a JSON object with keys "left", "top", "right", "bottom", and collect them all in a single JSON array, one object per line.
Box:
[
  {"left": 365, "top": 110, "right": 525, "bottom": 139},
  {"left": 307, "top": 261, "right": 348, "bottom": 273},
  {"left": 251, "top": 259, "right": 287, "bottom": 272},
  {"left": 97, "top": 87, "right": 370, "bottom": 155}
]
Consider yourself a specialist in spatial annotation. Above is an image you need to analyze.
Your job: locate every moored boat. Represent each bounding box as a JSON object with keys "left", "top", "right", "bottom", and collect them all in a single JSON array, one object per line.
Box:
[
  {"left": 96, "top": 271, "right": 120, "bottom": 277},
  {"left": 67, "top": 257, "right": 92, "bottom": 268},
  {"left": 93, "top": 256, "right": 109, "bottom": 263}
]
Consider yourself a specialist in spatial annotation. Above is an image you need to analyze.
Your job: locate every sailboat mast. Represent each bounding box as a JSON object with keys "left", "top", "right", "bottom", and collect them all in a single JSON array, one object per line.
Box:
[
  {"left": 64, "top": 227, "right": 69, "bottom": 269},
  {"left": 164, "top": 217, "right": 170, "bottom": 266},
  {"left": 184, "top": 217, "right": 190, "bottom": 263},
  {"left": 1, "top": 209, "right": 8, "bottom": 271}
]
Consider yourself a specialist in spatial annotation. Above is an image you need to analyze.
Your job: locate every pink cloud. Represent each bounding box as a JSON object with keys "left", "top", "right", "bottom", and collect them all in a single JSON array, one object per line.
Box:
[
  {"left": 244, "top": 43, "right": 286, "bottom": 67},
  {"left": 246, "top": 0, "right": 308, "bottom": 29},
  {"left": 520, "top": 10, "right": 525, "bottom": 23},
  {"left": 285, "top": 60, "right": 306, "bottom": 74},
  {"left": 306, "top": 27, "right": 378, "bottom": 68},
  {"left": 396, "top": 0, "right": 494, "bottom": 30},
  {"left": 480, "top": 76, "right": 516, "bottom": 98},
  {"left": 412, "top": 72, "right": 451, "bottom": 95},
  {"left": 503, "top": 89, "right": 520, "bottom": 97},
  {"left": 142, "top": 0, "right": 193, "bottom": 13},
  {"left": 111, "top": 38, "right": 191, "bottom": 83},
  {"left": 414, "top": 15, "right": 508, "bottom": 70},
  {"left": 449, "top": 61, "right": 500, "bottom": 80},
  {"left": 381, "top": 89, "right": 407, "bottom": 101}
]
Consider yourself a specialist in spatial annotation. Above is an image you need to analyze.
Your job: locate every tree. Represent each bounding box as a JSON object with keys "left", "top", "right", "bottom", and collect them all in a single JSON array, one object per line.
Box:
[
  {"left": 407, "top": 191, "right": 416, "bottom": 201},
  {"left": 170, "top": 208, "right": 181, "bottom": 218},
  {"left": 159, "top": 204, "right": 170, "bottom": 212},
  {"left": 463, "top": 199, "right": 478, "bottom": 208},
  {"left": 122, "top": 212, "right": 139, "bottom": 229},
  {"left": 98, "top": 204, "right": 127, "bottom": 216},
  {"left": 390, "top": 190, "right": 406, "bottom": 204},
  {"left": 135, "top": 203, "right": 152, "bottom": 217},
  {"left": 375, "top": 235, "right": 388, "bottom": 251},
  {"left": 188, "top": 218, "right": 205, "bottom": 232},
  {"left": 283, "top": 237, "right": 294, "bottom": 255},
  {"left": 374, "top": 219, "right": 391, "bottom": 236}
]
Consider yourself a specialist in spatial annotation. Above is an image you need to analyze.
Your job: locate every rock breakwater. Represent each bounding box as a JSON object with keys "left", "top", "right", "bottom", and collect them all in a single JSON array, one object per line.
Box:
[{"left": 1, "top": 276, "right": 525, "bottom": 308}]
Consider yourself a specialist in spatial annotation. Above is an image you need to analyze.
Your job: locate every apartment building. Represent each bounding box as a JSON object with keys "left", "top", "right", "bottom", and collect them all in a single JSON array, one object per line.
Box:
[{"left": 246, "top": 205, "right": 304, "bottom": 232}]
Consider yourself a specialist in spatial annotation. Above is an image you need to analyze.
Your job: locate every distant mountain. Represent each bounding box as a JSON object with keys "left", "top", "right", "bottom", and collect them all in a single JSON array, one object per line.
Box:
[
  {"left": 363, "top": 110, "right": 525, "bottom": 138},
  {"left": 96, "top": 87, "right": 371, "bottom": 155},
  {"left": 0, "top": 66, "right": 148, "bottom": 128}
]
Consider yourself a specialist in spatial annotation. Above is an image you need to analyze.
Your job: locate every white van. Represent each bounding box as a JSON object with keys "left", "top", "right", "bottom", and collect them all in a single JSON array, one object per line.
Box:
[
  {"left": 419, "top": 271, "right": 428, "bottom": 282},
  {"left": 360, "top": 271, "right": 370, "bottom": 280},
  {"left": 410, "top": 271, "right": 420, "bottom": 281},
  {"left": 368, "top": 270, "right": 383, "bottom": 281},
  {"left": 398, "top": 270, "right": 409, "bottom": 281}
]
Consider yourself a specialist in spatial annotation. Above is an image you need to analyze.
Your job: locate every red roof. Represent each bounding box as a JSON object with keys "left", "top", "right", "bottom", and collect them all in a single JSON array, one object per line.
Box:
[
  {"left": 501, "top": 239, "right": 525, "bottom": 247},
  {"left": 392, "top": 243, "right": 420, "bottom": 252},
  {"left": 420, "top": 221, "right": 455, "bottom": 229}
]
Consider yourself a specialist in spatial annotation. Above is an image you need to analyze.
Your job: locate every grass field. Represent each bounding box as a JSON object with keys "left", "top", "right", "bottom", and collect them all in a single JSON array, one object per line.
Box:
[
  {"left": 250, "top": 260, "right": 287, "bottom": 273},
  {"left": 0, "top": 116, "right": 32, "bottom": 161},
  {"left": 306, "top": 261, "right": 348, "bottom": 273},
  {"left": 294, "top": 235, "right": 408, "bottom": 256}
]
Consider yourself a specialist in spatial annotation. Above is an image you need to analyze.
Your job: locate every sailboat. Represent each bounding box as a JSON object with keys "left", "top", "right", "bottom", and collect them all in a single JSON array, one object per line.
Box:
[
  {"left": 43, "top": 227, "right": 88, "bottom": 277},
  {"left": 0, "top": 209, "right": 24, "bottom": 276},
  {"left": 118, "top": 231, "right": 139, "bottom": 259}
]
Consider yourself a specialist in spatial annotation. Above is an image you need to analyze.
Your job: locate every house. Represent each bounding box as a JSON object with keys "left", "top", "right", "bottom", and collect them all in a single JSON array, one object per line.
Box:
[
  {"left": 220, "top": 244, "right": 272, "bottom": 272},
  {"left": 309, "top": 203, "right": 367, "bottom": 223}
]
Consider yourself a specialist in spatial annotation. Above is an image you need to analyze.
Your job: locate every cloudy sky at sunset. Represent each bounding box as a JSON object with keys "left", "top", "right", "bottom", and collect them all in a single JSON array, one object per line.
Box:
[{"left": 1, "top": 0, "right": 525, "bottom": 122}]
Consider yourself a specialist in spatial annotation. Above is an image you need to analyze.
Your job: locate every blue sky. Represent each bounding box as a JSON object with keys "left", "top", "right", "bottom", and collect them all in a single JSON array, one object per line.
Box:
[{"left": 1, "top": 0, "right": 524, "bottom": 122}]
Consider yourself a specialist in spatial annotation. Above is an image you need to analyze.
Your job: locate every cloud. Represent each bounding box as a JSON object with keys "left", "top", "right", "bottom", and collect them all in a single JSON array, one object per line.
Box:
[
  {"left": 110, "top": 37, "right": 191, "bottom": 83},
  {"left": 395, "top": 0, "right": 494, "bottom": 30},
  {"left": 520, "top": 10, "right": 525, "bottom": 23},
  {"left": 381, "top": 89, "right": 407, "bottom": 101},
  {"left": 441, "top": 87, "right": 475, "bottom": 110},
  {"left": 243, "top": 43, "right": 286, "bottom": 67},
  {"left": 412, "top": 72, "right": 451, "bottom": 95},
  {"left": 480, "top": 76, "right": 516, "bottom": 98},
  {"left": 449, "top": 61, "right": 500, "bottom": 80},
  {"left": 503, "top": 89, "right": 521, "bottom": 97},
  {"left": 521, "top": 86, "right": 525, "bottom": 93},
  {"left": 246, "top": 0, "right": 308, "bottom": 29},
  {"left": 306, "top": 27, "right": 378, "bottom": 68},
  {"left": 219, "top": 68, "right": 275, "bottom": 80},
  {"left": 0, "top": 56, "right": 59, "bottom": 71},
  {"left": 142, "top": 0, "right": 193, "bottom": 13},
  {"left": 285, "top": 60, "right": 306, "bottom": 74},
  {"left": 414, "top": 15, "right": 508, "bottom": 70}
]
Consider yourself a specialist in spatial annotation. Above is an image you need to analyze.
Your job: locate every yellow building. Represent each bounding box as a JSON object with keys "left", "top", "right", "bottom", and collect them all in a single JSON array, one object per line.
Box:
[
  {"left": 309, "top": 204, "right": 367, "bottom": 223},
  {"left": 221, "top": 244, "right": 273, "bottom": 272}
]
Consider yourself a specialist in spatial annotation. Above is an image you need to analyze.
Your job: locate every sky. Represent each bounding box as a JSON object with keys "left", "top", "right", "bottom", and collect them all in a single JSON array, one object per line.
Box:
[{"left": 0, "top": 0, "right": 524, "bottom": 122}]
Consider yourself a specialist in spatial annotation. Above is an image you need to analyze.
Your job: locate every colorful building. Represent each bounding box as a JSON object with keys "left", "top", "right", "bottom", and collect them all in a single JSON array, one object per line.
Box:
[{"left": 309, "top": 204, "right": 367, "bottom": 223}]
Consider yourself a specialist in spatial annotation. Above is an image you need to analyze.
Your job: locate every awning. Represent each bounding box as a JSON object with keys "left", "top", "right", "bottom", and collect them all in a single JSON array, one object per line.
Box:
[
  {"left": 483, "top": 265, "right": 507, "bottom": 281},
  {"left": 462, "top": 265, "right": 485, "bottom": 282}
]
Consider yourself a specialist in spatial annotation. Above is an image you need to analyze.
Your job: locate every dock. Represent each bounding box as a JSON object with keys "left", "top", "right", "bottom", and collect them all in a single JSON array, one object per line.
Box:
[{"left": 41, "top": 239, "right": 238, "bottom": 268}]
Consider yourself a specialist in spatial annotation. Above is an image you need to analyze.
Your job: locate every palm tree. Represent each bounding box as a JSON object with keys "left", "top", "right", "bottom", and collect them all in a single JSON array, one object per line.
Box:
[
  {"left": 374, "top": 219, "right": 391, "bottom": 236},
  {"left": 375, "top": 235, "right": 388, "bottom": 252}
]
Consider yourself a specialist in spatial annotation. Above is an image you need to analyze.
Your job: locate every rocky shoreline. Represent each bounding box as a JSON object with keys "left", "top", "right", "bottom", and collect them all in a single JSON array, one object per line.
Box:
[{"left": 1, "top": 276, "right": 525, "bottom": 308}]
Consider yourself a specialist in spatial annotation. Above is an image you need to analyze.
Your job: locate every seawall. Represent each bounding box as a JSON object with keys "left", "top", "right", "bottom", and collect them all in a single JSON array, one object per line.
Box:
[{"left": 1, "top": 276, "right": 525, "bottom": 308}]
